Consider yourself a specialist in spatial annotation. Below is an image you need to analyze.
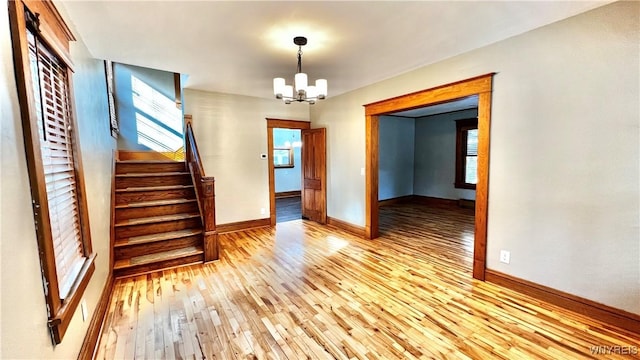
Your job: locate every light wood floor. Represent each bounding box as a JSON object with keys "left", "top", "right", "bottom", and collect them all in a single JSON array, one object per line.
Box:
[{"left": 96, "top": 204, "right": 639, "bottom": 359}]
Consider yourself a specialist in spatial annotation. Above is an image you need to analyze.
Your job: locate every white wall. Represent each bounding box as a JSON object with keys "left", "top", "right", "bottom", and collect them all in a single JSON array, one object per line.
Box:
[
  {"left": 184, "top": 89, "right": 309, "bottom": 224},
  {"left": 378, "top": 116, "right": 415, "bottom": 200},
  {"left": 273, "top": 128, "right": 302, "bottom": 193},
  {"left": 311, "top": 1, "right": 639, "bottom": 314},
  {"left": 0, "top": 1, "right": 115, "bottom": 357},
  {"left": 414, "top": 109, "right": 477, "bottom": 200}
]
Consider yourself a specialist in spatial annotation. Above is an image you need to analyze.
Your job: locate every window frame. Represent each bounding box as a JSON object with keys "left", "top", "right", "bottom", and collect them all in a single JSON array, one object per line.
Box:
[
  {"left": 104, "top": 60, "right": 119, "bottom": 138},
  {"left": 455, "top": 118, "right": 478, "bottom": 190},
  {"left": 274, "top": 147, "right": 294, "bottom": 168},
  {"left": 8, "top": 0, "right": 95, "bottom": 345}
]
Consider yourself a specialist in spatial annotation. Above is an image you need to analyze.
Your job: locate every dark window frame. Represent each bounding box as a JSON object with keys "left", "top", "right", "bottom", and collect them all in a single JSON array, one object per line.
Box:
[
  {"left": 455, "top": 118, "right": 478, "bottom": 189},
  {"left": 8, "top": 0, "right": 95, "bottom": 344}
]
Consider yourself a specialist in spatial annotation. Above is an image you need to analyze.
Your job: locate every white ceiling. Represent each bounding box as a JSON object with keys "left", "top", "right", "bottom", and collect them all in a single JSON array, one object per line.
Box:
[
  {"left": 57, "top": 1, "right": 612, "bottom": 100},
  {"left": 390, "top": 95, "right": 478, "bottom": 118}
]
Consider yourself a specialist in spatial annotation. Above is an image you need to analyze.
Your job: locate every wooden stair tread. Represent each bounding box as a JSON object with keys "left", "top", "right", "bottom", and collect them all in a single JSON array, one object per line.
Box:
[
  {"left": 115, "top": 213, "right": 200, "bottom": 227},
  {"left": 115, "top": 198, "right": 196, "bottom": 209},
  {"left": 117, "top": 160, "right": 183, "bottom": 164},
  {"left": 115, "top": 184, "right": 194, "bottom": 192},
  {"left": 115, "top": 172, "right": 190, "bottom": 177},
  {"left": 114, "top": 246, "right": 203, "bottom": 269},
  {"left": 115, "top": 229, "right": 203, "bottom": 247}
]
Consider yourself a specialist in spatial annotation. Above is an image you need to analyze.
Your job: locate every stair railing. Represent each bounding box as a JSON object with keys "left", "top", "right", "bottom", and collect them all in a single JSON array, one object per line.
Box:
[{"left": 184, "top": 114, "right": 218, "bottom": 262}]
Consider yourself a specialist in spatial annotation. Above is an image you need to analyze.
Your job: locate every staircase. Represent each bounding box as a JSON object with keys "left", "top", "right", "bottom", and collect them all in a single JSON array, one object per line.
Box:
[{"left": 113, "top": 159, "right": 205, "bottom": 277}]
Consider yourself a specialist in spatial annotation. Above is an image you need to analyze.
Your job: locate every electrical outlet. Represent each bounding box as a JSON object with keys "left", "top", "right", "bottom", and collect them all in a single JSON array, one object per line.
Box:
[
  {"left": 260, "top": 207, "right": 266, "bottom": 215},
  {"left": 81, "top": 299, "right": 88, "bottom": 322},
  {"left": 499, "top": 250, "right": 511, "bottom": 264}
]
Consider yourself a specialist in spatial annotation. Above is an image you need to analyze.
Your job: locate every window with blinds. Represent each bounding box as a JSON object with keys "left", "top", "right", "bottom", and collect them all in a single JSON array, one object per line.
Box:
[
  {"left": 27, "top": 29, "right": 86, "bottom": 300},
  {"left": 105, "top": 60, "right": 119, "bottom": 138},
  {"left": 10, "top": 0, "right": 95, "bottom": 344},
  {"left": 465, "top": 129, "right": 478, "bottom": 185},
  {"left": 455, "top": 118, "right": 478, "bottom": 189}
]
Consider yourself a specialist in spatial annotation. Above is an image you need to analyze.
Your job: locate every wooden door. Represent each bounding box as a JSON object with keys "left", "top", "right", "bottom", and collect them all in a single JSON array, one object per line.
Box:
[{"left": 301, "top": 128, "right": 326, "bottom": 224}]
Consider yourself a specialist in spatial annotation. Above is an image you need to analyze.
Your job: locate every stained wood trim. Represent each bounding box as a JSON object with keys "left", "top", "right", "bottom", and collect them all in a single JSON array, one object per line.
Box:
[
  {"left": 379, "top": 195, "right": 475, "bottom": 210},
  {"left": 266, "top": 118, "right": 310, "bottom": 226},
  {"left": 365, "top": 114, "right": 379, "bottom": 240},
  {"left": 458, "top": 198, "right": 475, "bottom": 209},
  {"left": 217, "top": 218, "right": 271, "bottom": 234},
  {"left": 109, "top": 151, "right": 116, "bottom": 272},
  {"left": 50, "top": 255, "right": 96, "bottom": 343},
  {"left": 378, "top": 195, "right": 414, "bottom": 207},
  {"left": 21, "top": 0, "right": 75, "bottom": 65},
  {"left": 9, "top": 0, "right": 96, "bottom": 343},
  {"left": 485, "top": 269, "right": 640, "bottom": 336},
  {"left": 364, "top": 73, "right": 494, "bottom": 281},
  {"left": 266, "top": 118, "right": 311, "bottom": 129},
  {"left": 276, "top": 190, "right": 301, "bottom": 199},
  {"left": 77, "top": 273, "right": 114, "bottom": 360},
  {"left": 364, "top": 73, "right": 493, "bottom": 115},
  {"left": 473, "top": 91, "right": 492, "bottom": 280},
  {"left": 327, "top": 217, "right": 366, "bottom": 238},
  {"left": 412, "top": 195, "right": 459, "bottom": 209},
  {"left": 174, "top": 72, "right": 182, "bottom": 109},
  {"left": 455, "top": 118, "right": 478, "bottom": 190}
]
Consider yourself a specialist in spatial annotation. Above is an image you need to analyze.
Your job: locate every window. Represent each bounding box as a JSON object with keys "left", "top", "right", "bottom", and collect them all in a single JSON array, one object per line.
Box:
[
  {"left": 274, "top": 147, "right": 294, "bottom": 168},
  {"left": 9, "top": 0, "right": 95, "bottom": 344},
  {"left": 105, "top": 60, "right": 119, "bottom": 138},
  {"left": 455, "top": 118, "right": 478, "bottom": 189}
]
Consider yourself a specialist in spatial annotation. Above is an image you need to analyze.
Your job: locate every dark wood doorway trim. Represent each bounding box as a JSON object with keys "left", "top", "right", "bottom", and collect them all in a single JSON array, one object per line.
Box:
[
  {"left": 267, "top": 118, "right": 311, "bottom": 226},
  {"left": 364, "top": 73, "right": 494, "bottom": 280}
]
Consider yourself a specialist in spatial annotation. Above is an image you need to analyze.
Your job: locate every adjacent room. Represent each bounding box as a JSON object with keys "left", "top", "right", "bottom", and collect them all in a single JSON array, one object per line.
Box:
[{"left": 273, "top": 128, "right": 303, "bottom": 223}]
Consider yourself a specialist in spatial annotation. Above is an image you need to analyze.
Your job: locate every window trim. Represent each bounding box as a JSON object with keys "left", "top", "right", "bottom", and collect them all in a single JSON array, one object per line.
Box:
[
  {"left": 274, "top": 147, "right": 294, "bottom": 168},
  {"left": 8, "top": 0, "right": 95, "bottom": 344},
  {"left": 455, "top": 118, "right": 478, "bottom": 190}
]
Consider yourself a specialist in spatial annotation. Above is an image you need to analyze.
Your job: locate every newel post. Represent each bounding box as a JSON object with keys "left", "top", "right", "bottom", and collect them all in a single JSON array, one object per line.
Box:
[{"left": 202, "top": 178, "right": 219, "bottom": 262}]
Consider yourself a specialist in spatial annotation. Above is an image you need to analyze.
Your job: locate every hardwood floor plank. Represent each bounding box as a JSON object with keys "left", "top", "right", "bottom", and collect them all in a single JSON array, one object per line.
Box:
[{"left": 96, "top": 203, "right": 640, "bottom": 359}]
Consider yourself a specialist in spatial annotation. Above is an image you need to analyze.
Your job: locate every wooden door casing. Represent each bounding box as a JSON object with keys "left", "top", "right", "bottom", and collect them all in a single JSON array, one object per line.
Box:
[{"left": 301, "top": 128, "right": 326, "bottom": 224}]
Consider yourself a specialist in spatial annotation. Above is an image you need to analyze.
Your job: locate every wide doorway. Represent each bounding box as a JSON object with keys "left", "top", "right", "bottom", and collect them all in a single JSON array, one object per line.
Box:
[{"left": 364, "top": 74, "right": 494, "bottom": 280}]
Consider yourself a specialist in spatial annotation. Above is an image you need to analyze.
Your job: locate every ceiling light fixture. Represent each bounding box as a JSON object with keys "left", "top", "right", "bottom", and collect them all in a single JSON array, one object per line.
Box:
[{"left": 273, "top": 36, "right": 327, "bottom": 104}]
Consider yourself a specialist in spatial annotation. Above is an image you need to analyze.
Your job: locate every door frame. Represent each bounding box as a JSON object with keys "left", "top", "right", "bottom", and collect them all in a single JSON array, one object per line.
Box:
[
  {"left": 364, "top": 73, "right": 494, "bottom": 280},
  {"left": 267, "top": 118, "right": 311, "bottom": 226}
]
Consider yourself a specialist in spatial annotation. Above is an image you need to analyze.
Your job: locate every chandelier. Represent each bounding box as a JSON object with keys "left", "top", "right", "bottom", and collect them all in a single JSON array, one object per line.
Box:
[{"left": 273, "top": 36, "right": 327, "bottom": 104}]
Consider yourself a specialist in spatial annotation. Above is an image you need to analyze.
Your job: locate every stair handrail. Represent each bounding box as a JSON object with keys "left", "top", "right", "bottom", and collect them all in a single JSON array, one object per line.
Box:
[{"left": 184, "top": 114, "right": 218, "bottom": 262}]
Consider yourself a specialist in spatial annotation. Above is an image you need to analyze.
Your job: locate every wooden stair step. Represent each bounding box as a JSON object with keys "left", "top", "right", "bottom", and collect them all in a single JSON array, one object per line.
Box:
[
  {"left": 113, "top": 246, "right": 204, "bottom": 270},
  {"left": 115, "top": 229, "right": 203, "bottom": 247},
  {"left": 115, "top": 184, "right": 194, "bottom": 193},
  {"left": 115, "top": 172, "right": 190, "bottom": 177},
  {"left": 115, "top": 198, "right": 196, "bottom": 209},
  {"left": 115, "top": 213, "right": 200, "bottom": 227},
  {"left": 116, "top": 160, "right": 186, "bottom": 175},
  {"left": 117, "top": 160, "right": 182, "bottom": 164}
]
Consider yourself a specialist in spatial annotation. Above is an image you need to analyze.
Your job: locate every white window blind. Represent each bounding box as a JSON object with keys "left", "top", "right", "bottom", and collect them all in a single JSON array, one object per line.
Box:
[
  {"left": 28, "top": 29, "right": 85, "bottom": 299},
  {"left": 465, "top": 129, "right": 478, "bottom": 185}
]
